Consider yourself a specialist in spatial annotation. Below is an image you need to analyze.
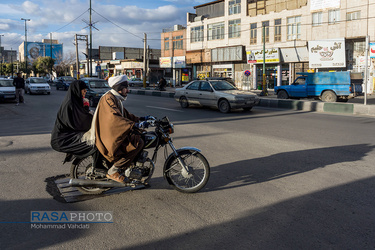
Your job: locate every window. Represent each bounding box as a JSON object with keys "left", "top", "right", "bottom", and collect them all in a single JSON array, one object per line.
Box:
[
  {"left": 262, "top": 21, "right": 269, "bottom": 43},
  {"left": 329, "top": 9, "right": 340, "bottom": 24},
  {"left": 347, "top": 11, "right": 361, "bottom": 21},
  {"left": 190, "top": 26, "right": 204, "bottom": 43},
  {"left": 229, "top": 19, "right": 241, "bottom": 38},
  {"left": 293, "top": 77, "right": 306, "bottom": 85},
  {"left": 287, "top": 16, "right": 301, "bottom": 40},
  {"left": 250, "top": 23, "right": 257, "bottom": 44},
  {"left": 229, "top": 0, "right": 241, "bottom": 15},
  {"left": 200, "top": 82, "right": 212, "bottom": 91},
  {"left": 187, "top": 81, "right": 200, "bottom": 90},
  {"left": 164, "top": 38, "right": 169, "bottom": 50},
  {"left": 312, "top": 12, "right": 323, "bottom": 26},
  {"left": 274, "top": 19, "right": 281, "bottom": 42},
  {"left": 173, "top": 35, "right": 183, "bottom": 49},
  {"left": 208, "top": 22, "right": 225, "bottom": 41}
]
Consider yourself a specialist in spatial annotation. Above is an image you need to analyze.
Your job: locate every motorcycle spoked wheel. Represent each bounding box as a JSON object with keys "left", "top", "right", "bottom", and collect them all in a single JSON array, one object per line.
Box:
[
  {"left": 164, "top": 151, "right": 210, "bottom": 193},
  {"left": 70, "top": 156, "right": 110, "bottom": 195}
]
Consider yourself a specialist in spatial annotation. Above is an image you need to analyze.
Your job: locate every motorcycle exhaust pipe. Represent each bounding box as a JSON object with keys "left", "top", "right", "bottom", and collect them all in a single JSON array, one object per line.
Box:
[{"left": 69, "top": 178, "right": 131, "bottom": 188}]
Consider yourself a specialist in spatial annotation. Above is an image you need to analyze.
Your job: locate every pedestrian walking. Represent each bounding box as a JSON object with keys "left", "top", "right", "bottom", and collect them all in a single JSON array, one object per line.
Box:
[{"left": 13, "top": 73, "right": 25, "bottom": 106}]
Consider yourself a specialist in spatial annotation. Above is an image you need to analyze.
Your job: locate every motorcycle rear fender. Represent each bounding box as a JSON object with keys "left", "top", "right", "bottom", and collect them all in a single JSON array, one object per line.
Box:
[{"left": 163, "top": 147, "right": 201, "bottom": 177}]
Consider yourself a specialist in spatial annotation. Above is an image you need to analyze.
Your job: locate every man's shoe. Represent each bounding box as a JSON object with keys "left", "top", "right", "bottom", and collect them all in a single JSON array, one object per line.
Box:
[
  {"left": 106, "top": 172, "right": 131, "bottom": 184},
  {"left": 15, "top": 103, "right": 19, "bottom": 106}
]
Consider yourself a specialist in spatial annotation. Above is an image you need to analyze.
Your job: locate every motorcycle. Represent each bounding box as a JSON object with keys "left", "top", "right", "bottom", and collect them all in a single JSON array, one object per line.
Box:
[{"left": 68, "top": 116, "right": 210, "bottom": 194}]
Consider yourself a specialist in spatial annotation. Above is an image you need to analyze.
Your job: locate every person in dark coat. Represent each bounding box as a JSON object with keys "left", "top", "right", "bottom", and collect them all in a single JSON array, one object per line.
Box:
[
  {"left": 51, "top": 80, "right": 95, "bottom": 158},
  {"left": 13, "top": 73, "right": 25, "bottom": 105},
  {"left": 158, "top": 77, "right": 166, "bottom": 91}
]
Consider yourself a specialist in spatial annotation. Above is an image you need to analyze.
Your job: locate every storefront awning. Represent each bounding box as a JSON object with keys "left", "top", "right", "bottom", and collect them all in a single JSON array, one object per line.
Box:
[{"left": 280, "top": 47, "right": 309, "bottom": 62}]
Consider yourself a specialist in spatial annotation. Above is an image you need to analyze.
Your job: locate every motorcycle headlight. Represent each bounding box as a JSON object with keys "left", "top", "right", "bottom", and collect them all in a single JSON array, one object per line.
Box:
[{"left": 168, "top": 124, "right": 174, "bottom": 134}]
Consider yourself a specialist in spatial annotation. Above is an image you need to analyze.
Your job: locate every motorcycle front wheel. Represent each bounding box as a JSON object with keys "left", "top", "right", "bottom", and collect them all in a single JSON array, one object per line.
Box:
[
  {"left": 164, "top": 151, "right": 210, "bottom": 193},
  {"left": 70, "top": 156, "right": 110, "bottom": 195}
]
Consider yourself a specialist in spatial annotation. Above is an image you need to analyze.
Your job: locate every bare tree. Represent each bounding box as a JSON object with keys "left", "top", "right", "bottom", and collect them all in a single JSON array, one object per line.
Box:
[{"left": 54, "top": 51, "right": 76, "bottom": 76}]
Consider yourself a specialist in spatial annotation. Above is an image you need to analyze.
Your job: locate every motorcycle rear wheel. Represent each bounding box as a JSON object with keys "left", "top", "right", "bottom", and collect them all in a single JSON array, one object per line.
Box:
[
  {"left": 164, "top": 151, "right": 210, "bottom": 193},
  {"left": 70, "top": 156, "right": 110, "bottom": 195}
]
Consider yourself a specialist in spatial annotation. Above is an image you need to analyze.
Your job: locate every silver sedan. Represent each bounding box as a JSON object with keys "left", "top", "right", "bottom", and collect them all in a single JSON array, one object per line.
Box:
[{"left": 174, "top": 80, "right": 260, "bottom": 113}]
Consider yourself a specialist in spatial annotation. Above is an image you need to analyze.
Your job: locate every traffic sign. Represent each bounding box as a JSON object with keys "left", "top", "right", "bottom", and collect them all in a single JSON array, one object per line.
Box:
[{"left": 244, "top": 70, "right": 251, "bottom": 76}]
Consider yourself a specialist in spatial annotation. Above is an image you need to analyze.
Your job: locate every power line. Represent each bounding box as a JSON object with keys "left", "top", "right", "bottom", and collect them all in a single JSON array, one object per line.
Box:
[
  {"left": 54, "top": 9, "right": 90, "bottom": 33},
  {"left": 91, "top": 9, "right": 144, "bottom": 40}
]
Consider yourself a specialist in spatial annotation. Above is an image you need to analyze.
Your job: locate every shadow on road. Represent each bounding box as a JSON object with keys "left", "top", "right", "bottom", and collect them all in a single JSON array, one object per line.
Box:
[
  {"left": 0, "top": 198, "right": 87, "bottom": 249},
  {"left": 206, "top": 143, "right": 374, "bottom": 192},
  {"left": 126, "top": 176, "right": 375, "bottom": 249}
]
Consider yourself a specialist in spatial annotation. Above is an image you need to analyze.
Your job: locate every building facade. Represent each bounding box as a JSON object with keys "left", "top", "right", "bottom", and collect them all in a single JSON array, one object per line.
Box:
[
  {"left": 96, "top": 46, "right": 162, "bottom": 84},
  {"left": 0, "top": 48, "right": 17, "bottom": 63},
  {"left": 185, "top": 0, "right": 374, "bottom": 90},
  {"left": 161, "top": 25, "right": 191, "bottom": 86}
]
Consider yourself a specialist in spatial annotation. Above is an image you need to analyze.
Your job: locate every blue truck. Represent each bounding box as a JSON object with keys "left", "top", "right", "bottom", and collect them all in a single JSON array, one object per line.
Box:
[{"left": 274, "top": 72, "right": 357, "bottom": 102}]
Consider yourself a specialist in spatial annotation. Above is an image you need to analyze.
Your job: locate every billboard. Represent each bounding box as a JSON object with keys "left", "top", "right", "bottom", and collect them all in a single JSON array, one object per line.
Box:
[
  {"left": 310, "top": 0, "right": 340, "bottom": 12},
  {"left": 26, "top": 42, "right": 63, "bottom": 64},
  {"left": 370, "top": 43, "right": 375, "bottom": 58},
  {"left": 159, "top": 57, "right": 172, "bottom": 68},
  {"left": 308, "top": 38, "right": 345, "bottom": 68},
  {"left": 246, "top": 48, "right": 280, "bottom": 64},
  {"left": 173, "top": 56, "right": 186, "bottom": 68}
]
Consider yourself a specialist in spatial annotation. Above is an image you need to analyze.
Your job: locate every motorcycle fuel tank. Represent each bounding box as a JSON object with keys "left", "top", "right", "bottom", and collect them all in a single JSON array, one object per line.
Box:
[{"left": 143, "top": 131, "right": 158, "bottom": 149}]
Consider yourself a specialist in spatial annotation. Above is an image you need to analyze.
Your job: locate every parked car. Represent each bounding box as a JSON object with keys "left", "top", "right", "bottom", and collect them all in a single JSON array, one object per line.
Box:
[
  {"left": 80, "top": 77, "right": 111, "bottom": 107},
  {"left": 0, "top": 78, "right": 16, "bottom": 102},
  {"left": 128, "top": 77, "right": 149, "bottom": 87},
  {"left": 43, "top": 76, "right": 53, "bottom": 84},
  {"left": 174, "top": 79, "right": 260, "bottom": 113},
  {"left": 25, "top": 77, "right": 51, "bottom": 95},
  {"left": 206, "top": 77, "right": 236, "bottom": 86},
  {"left": 55, "top": 76, "right": 75, "bottom": 90}
]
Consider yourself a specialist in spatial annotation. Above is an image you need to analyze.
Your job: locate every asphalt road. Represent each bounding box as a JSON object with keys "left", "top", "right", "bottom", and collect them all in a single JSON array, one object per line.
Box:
[{"left": 1, "top": 89, "right": 375, "bottom": 249}]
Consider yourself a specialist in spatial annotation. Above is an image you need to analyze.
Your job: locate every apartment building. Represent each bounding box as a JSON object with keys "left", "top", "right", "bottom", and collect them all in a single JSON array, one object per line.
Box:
[
  {"left": 185, "top": 0, "right": 374, "bottom": 90},
  {"left": 161, "top": 25, "right": 191, "bottom": 86}
]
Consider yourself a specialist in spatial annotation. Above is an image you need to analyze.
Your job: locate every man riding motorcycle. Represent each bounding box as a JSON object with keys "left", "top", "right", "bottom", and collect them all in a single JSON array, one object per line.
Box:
[{"left": 82, "top": 75, "right": 151, "bottom": 184}]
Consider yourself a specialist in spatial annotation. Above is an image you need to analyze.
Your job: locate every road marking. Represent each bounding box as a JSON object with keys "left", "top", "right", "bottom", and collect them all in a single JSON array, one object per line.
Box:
[{"left": 146, "top": 106, "right": 184, "bottom": 112}]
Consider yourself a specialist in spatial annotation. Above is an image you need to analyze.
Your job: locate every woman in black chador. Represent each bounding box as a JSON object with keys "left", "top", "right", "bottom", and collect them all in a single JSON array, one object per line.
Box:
[{"left": 51, "top": 80, "right": 95, "bottom": 157}]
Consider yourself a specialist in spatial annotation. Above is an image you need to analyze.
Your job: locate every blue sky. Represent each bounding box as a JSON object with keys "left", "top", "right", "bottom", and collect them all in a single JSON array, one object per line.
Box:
[{"left": 0, "top": 0, "right": 208, "bottom": 59}]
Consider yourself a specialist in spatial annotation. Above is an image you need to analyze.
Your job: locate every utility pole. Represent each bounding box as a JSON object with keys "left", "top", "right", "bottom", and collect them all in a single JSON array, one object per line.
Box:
[
  {"left": 0, "top": 34, "right": 3, "bottom": 76},
  {"left": 364, "top": 35, "right": 369, "bottom": 105},
  {"left": 147, "top": 45, "right": 150, "bottom": 83},
  {"left": 21, "top": 18, "right": 31, "bottom": 77},
  {"left": 50, "top": 33, "right": 53, "bottom": 79},
  {"left": 75, "top": 34, "right": 79, "bottom": 79},
  {"left": 143, "top": 33, "right": 147, "bottom": 88},
  {"left": 261, "top": 24, "right": 268, "bottom": 96},
  {"left": 75, "top": 34, "right": 88, "bottom": 79},
  {"left": 86, "top": 36, "right": 89, "bottom": 77},
  {"left": 11, "top": 47, "right": 13, "bottom": 77},
  {"left": 89, "top": 0, "right": 93, "bottom": 77}
]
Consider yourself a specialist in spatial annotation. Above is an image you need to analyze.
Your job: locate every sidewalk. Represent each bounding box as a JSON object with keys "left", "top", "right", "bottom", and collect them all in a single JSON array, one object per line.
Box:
[{"left": 129, "top": 86, "right": 375, "bottom": 117}]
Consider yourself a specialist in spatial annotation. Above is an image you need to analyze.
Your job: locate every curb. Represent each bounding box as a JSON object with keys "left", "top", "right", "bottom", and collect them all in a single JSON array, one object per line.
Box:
[
  {"left": 258, "top": 98, "right": 375, "bottom": 116},
  {"left": 129, "top": 89, "right": 175, "bottom": 98},
  {"left": 129, "top": 89, "right": 375, "bottom": 117}
]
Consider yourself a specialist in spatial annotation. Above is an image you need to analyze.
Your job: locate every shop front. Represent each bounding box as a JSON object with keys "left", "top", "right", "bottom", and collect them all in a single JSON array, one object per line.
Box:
[
  {"left": 212, "top": 64, "right": 233, "bottom": 78},
  {"left": 247, "top": 47, "right": 309, "bottom": 89},
  {"left": 247, "top": 48, "right": 281, "bottom": 89}
]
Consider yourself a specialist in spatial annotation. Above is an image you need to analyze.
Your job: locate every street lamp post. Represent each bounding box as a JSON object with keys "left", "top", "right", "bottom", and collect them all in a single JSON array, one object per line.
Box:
[
  {"left": 21, "top": 18, "right": 30, "bottom": 76},
  {"left": 0, "top": 34, "right": 4, "bottom": 76}
]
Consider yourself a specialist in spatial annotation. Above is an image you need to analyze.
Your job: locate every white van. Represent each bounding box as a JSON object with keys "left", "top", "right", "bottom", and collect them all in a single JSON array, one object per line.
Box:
[
  {"left": 0, "top": 78, "right": 16, "bottom": 101},
  {"left": 25, "top": 77, "right": 51, "bottom": 95}
]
